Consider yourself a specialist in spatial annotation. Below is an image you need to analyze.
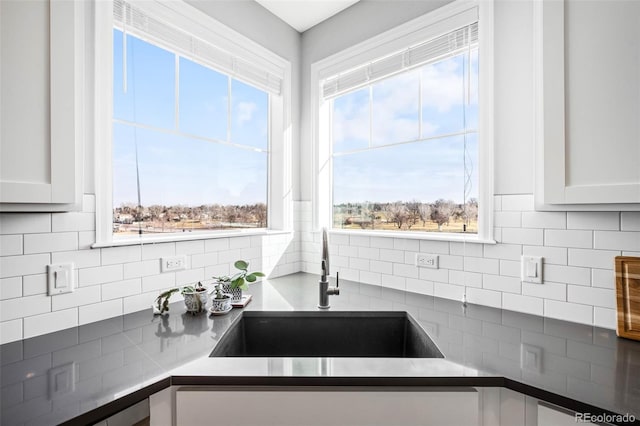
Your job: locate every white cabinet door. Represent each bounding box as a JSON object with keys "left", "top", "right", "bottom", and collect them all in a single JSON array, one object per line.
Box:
[
  {"left": 176, "top": 388, "right": 479, "bottom": 426},
  {"left": 534, "top": 0, "right": 640, "bottom": 209},
  {"left": 0, "top": 0, "right": 82, "bottom": 211}
]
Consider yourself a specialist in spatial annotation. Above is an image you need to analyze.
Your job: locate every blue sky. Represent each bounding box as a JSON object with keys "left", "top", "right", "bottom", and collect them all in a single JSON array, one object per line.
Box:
[
  {"left": 112, "top": 29, "right": 267, "bottom": 207},
  {"left": 332, "top": 50, "right": 479, "bottom": 205}
]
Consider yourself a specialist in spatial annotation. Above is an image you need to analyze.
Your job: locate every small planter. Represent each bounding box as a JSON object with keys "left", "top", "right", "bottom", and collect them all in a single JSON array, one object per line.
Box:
[
  {"left": 182, "top": 288, "right": 209, "bottom": 313},
  {"left": 221, "top": 282, "right": 243, "bottom": 303},
  {"left": 211, "top": 294, "right": 232, "bottom": 312}
]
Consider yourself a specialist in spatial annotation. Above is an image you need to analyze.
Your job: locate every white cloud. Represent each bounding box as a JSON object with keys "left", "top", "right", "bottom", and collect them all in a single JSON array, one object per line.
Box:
[{"left": 236, "top": 101, "right": 257, "bottom": 125}]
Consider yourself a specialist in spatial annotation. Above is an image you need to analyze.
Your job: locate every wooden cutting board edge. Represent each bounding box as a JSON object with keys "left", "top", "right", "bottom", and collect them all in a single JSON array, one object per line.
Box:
[{"left": 615, "top": 256, "right": 640, "bottom": 341}]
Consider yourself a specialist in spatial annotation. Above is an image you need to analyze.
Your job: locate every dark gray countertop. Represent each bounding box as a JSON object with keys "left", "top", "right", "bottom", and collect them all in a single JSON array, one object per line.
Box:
[{"left": 1, "top": 272, "right": 639, "bottom": 425}]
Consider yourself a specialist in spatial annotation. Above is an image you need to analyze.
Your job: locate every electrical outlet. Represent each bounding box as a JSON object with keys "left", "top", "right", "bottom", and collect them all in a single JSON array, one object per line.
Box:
[
  {"left": 416, "top": 253, "right": 438, "bottom": 269},
  {"left": 161, "top": 255, "right": 187, "bottom": 272}
]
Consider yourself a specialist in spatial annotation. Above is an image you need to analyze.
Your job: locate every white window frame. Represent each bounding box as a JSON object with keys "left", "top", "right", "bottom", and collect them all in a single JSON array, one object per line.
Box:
[
  {"left": 310, "top": 0, "right": 494, "bottom": 243},
  {"left": 93, "top": 0, "right": 292, "bottom": 247}
]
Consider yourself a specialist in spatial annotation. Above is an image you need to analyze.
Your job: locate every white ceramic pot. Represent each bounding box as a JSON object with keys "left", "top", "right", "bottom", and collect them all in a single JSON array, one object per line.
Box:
[
  {"left": 182, "top": 289, "right": 209, "bottom": 313},
  {"left": 211, "top": 294, "right": 232, "bottom": 312}
]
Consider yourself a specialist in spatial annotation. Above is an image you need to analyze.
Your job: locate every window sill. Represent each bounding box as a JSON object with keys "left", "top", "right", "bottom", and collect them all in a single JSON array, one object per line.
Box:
[
  {"left": 92, "top": 229, "right": 293, "bottom": 248},
  {"left": 328, "top": 228, "right": 495, "bottom": 244}
]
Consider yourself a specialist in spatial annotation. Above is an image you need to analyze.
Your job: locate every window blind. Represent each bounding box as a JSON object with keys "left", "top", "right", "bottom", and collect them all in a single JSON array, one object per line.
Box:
[
  {"left": 322, "top": 16, "right": 478, "bottom": 99},
  {"left": 113, "top": 0, "right": 283, "bottom": 95}
]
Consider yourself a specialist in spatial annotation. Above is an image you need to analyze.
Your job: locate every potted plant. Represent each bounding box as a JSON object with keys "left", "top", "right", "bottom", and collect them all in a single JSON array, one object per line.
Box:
[
  {"left": 213, "top": 260, "right": 265, "bottom": 303},
  {"left": 210, "top": 283, "right": 232, "bottom": 313},
  {"left": 154, "top": 282, "right": 210, "bottom": 315}
]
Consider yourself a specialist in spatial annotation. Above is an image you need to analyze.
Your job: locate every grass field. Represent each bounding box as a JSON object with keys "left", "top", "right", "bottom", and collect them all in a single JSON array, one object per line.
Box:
[{"left": 334, "top": 216, "right": 477, "bottom": 234}]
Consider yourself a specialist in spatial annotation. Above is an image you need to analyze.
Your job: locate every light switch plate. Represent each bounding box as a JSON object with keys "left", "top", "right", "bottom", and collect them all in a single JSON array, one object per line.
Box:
[
  {"left": 521, "top": 255, "right": 543, "bottom": 284},
  {"left": 47, "top": 263, "right": 75, "bottom": 295},
  {"left": 521, "top": 343, "right": 542, "bottom": 374},
  {"left": 48, "top": 362, "right": 76, "bottom": 399}
]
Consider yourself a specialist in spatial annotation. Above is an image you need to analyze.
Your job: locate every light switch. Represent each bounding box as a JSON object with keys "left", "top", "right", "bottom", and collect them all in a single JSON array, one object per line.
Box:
[
  {"left": 521, "top": 256, "right": 543, "bottom": 284},
  {"left": 47, "top": 263, "right": 75, "bottom": 295}
]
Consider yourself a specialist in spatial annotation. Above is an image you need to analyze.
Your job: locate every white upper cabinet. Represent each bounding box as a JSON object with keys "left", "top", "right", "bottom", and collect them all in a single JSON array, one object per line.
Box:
[
  {"left": 0, "top": 0, "right": 83, "bottom": 211},
  {"left": 535, "top": 0, "right": 640, "bottom": 210}
]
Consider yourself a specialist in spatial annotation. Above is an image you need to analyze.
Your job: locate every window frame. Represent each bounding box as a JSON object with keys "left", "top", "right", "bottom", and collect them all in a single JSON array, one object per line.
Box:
[
  {"left": 93, "top": 0, "right": 292, "bottom": 247},
  {"left": 310, "top": 0, "right": 494, "bottom": 243}
]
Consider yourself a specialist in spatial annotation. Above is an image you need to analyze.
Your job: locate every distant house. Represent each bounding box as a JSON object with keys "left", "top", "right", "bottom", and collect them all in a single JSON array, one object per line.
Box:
[{"left": 116, "top": 214, "right": 134, "bottom": 224}]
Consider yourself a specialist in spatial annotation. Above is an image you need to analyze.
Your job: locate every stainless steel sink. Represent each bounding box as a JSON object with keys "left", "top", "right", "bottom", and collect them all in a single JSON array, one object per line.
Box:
[{"left": 209, "top": 311, "right": 443, "bottom": 358}]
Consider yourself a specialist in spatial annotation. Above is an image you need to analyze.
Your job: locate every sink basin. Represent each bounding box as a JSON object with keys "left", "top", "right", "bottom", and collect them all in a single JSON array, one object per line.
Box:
[{"left": 210, "top": 311, "right": 443, "bottom": 358}]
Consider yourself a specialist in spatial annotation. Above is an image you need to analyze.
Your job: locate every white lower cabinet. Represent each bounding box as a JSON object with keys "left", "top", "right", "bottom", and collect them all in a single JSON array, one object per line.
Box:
[
  {"left": 175, "top": 388, "right": 479, "bottom": 426},
  {"left": 149, "top": 386, "right": 610, "bottom": 426}
]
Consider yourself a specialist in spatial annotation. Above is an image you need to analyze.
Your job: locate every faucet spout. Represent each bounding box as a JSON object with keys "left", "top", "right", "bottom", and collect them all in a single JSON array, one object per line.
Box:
[{"left": 319, "top": 228, "right": 339, "bottom": 309}]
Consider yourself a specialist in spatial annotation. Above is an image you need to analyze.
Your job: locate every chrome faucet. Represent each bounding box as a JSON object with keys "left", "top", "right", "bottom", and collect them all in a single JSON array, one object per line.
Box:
[{"left": 319, "top": 228, "right": 339, "bottom": 309}]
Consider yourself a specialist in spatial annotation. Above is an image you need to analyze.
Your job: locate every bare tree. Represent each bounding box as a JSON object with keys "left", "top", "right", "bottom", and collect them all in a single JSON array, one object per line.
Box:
[
  {"left": 253, "top": 203, "right": 267, "bottom": 227},
  {"left": 419, "top": 203, "right": 432, "bottom": 227},
  {"left": 384, "top": 202, "right": 408, "bottom": 229},
  {"left": 430, "top": 199, "right": 455, "bottom": 231},
  {"left": 405, "top": 200, "right": 422, "bottom": 229}
]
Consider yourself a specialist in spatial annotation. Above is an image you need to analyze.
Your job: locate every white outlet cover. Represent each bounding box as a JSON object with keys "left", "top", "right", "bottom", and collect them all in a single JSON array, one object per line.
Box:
[{"left": 161, "top": 255, "right": 187, "bottom": 272}]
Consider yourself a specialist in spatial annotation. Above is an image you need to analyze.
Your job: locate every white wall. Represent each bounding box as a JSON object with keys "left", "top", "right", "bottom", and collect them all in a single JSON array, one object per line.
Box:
[
  {"left": 0, "top": 0, "right": 302, "bottom": 344},
  {"left": 297, "top": 0, "right": 639, "bottom": 329}
]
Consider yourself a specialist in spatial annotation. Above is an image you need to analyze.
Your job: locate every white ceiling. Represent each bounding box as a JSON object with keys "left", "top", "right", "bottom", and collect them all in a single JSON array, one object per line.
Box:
[{"left": 255, "top": 0, "right": 361, "bottom": 33}]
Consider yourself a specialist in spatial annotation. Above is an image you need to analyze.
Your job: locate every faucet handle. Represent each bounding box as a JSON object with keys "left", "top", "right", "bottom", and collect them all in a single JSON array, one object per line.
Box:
[{"left": 335, "top": 271, "right": 339, "bottom": 288}]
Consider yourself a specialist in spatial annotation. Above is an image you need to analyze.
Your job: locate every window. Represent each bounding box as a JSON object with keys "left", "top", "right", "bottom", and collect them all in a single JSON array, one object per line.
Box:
[
  {"left": 312, "top": 1, "right": 493, "bottom": 241},
  {"left": 95, "top": 0, "right": 291, "bottom": 245}
]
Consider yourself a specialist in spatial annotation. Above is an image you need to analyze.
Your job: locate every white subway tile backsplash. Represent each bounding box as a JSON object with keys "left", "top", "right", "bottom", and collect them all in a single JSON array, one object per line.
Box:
[
  {"left": 191, "top": 252, "right": 219, "bottom": 268},
  {"left": 338, "top": 244, "right": 359, "bottom": 258},
  {"left": 52, "top": 249, "right": 101, "bottom": 269},
  {"left": 24, "top": 309, "right": 78, "bottom": 339},
  {"left": 483, "top": 274, "right": 521, "bottom": 294},
  {"left": 350, "top": 257, "right": 370, "bottom": 271},
  {"left": 0, "top": 213, "right": 50, "bottom": 234},
  {"left": 450, "top": 242, "right": 483, "bottom": 257},
  {"left": 522, "top": 245, "right": 567, "bottom": 265},
  {"left": 141, "top": 242, "right": 175, "bottom": 260},
  {"left": 522, "top": 281, "right": 566, "bottom": 301},
  {"left": 567, "top": 212, "right": 619, "bottom": 231},
  {"left": 499, "top": 260, "right": 521, "bottom": 278},
  {"left": 51, "top": 212, "right": 95, "bottom": 232},
  {"left": 360, "top": 271, "right": 381, "bottom": 285},
  {"left": 621, "top": 212, "right": 640, "bottom": 231},
  {"left": 544, "top": 230, "right": 592, "bottom": 249},
  {"left": 330, "top": 233, "right": 349, "bottom": 245},
  {"left": 175, "top": 268, "right": 205, "bottom": 286},
  {"left": 593, "top": 307, "right": 616, "bottom": 329},
  {"left": 568, "top": 249, "right": 619, "bottom": 270},
  {"left": 351, "top": 235, "right": 371, "bottom": 247},
  {"left": 101, "top": 279, "right": 142, "bottom": 301},
  {"left": 358, "top": 246, "right": 380, "bottom": 260},
  {"left": 370, "top": 236, "right": 394, "bottom": 249},
  {"left": 141, "top": 273, "right": 175, "bottom": 293},
  {"left": 483, "top": 243, "right": 521, "bottom": 261},
  {"left": 78, "top": 231, "right": 95, "bottom": 250},
  {"left": 123, "top": 291, "right": 158, "bottom": 314},
  {"left": 543, "top": 264, "right": 591, "bottom": 286},
  {"left": 433, "top": 282, "right": 464, "bottom": 301},
  {"left": 0, "top": 318, "right": 23, "bottom": 343},
  {"left": 449, "top": 270, "right": 482, "bottom": 287},
  {"left": 393, "top": 263, "right": 419, "bottom": 279},
  {"left": 568, "top": 286, "right": 615, "bottom": 309},
  {"left": 419, "top": 240, "right": 450, "bottom": 254},
  {"left": 439, "top": 255, "right": 463, "bottom": 271},
  {"left": 501, "top": 194, "right": 534, "bottom": 211},
  {"left": 406, "top": 278, "right": 434, "bottom": 295},
  {"left": 229, "top": 236, "right": 251, "bottom": 249},
  {"left": 24, "top": 232, "right": 78, "bottom": 254},
  {"left": 370, "top": 260, "right": 393, "bottom": 275},
  {"left": 123, "top": 259, "right": 160, "bottom": 279},
  {"left": 175, "top": 240, "right": 205, "bottom": 255},
  {"left": 0, "top": 253, "right": 49, "bottom": 278},
  {"left": 522, "top": 211, "right": 566, "bottom": 229},
  {"left": 0, "top": 235, "right": 23, "bottom": 256},
  {"left": 79, "top": 299, "right": 123, "bottom": 326},
  {"left": 466, "top": 287, "right": 502, "bottom": 309},
  {"left": 502, "top": 228, "right": 543, "bottom": 245},
  {"left": 502, "top": 293, "right": 543, "bottom": 316},
  {"left": 22, "top": 274, "right": 47, "bottom": 296},
  {"left": 379, "top": 248, "right": 404, "bottom": 263},
  {"left": 392, "top": 238, "right": 417, "bottom": 251},
  {"left": 419, "top": 267, "right": 448, "bottom": 283},
  {"left": 101, "top": 246, "right": 141, "bottom": 265},
  {"left": 494, "top": 195, "right": 502, "bottom": 211},
  {"left": 1, "top": 294, "right": 50, "bottom": 321},
  {"left": 0, "top": 277, "right": 22, "bottom": 300},
  {"left": 464, "top": 257, "right": 499, "bottom": 275},
  {"left": 494, "top": 211, "right": 521, "bottom": 228},
  {"left": 591, "top": 268, "right": 614, "bottom": 289},
  {"left": 79, "top": 264, "right": 123, "bottom": 287},
  {"left": 204, "top": 238, "right": 230, "bottom": 252},
  {"left": 544, "top": 300, "right": 593, "bottom": 325},
  {"left": 594, "top": 231, "right": 640, "bottom": 252},
  {"left": 52, "top": 286, "right": 101, "bottom": 311}
]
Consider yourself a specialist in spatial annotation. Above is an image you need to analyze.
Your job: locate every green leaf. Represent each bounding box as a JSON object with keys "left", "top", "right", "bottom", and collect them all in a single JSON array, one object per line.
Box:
[
  {"left": 234, "top": 260, "right": 248, "bottom": 270},
  {"left": 253, "top": 272, "right": 266, "bottom": 277},
  {"left": 246, "top": 274, "right": 256, "bottom": 282},
  {"left": 240, "top": 281, "right": 249, "bottom": 291}
]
